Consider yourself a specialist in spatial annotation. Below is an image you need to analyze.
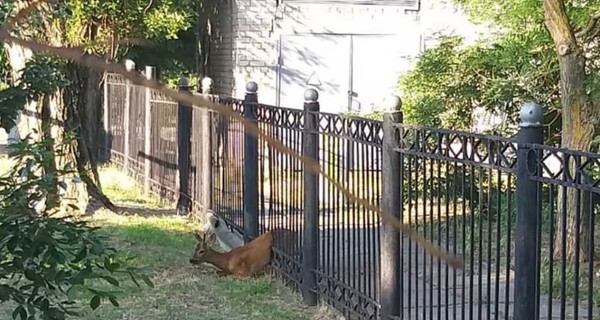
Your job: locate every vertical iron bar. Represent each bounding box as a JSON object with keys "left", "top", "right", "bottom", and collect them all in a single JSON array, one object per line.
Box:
[
  {"left": 535, "top": 162, "right": 543, "bottom": 320},
  {"left": 548, "top": 184, "right": 555, "bottom": 320},
  {"left": 505, "top": 173, "right": 513, "bottom": 320},
  {"left": 407, "top": 143, "right": 414, "bottom": 320},
  {"left": 513, "top": 102, "right": 544, "bottom": 320},
  {"left": 495, "top": 168, "right": 502, "bottom": 318},
  {"left": 176, "top": 76, "right": 193, "bottom": 215},
  {"left": 452, "top": 158, "right": 458, "bottom": 320},
  {"left": 302, "top": 88, "right": 320, "bottom": 306},
  {"left": 380, "top": 111, "right": 402, "bottom": 318},
  {"left": 461, "top": 136, "right": 467, "bottom": 320},
  {"left": 573, "top": 157, "right": 582, "bottom": 320},
  {"left": 243, "top": 82, "right": 260, "bottom": 243},
  {"left": 587, "top": 186, "right": 595, "bottom": 320},
  {"left": 486, "top": 144, "right": 493, "bottom": 320},
  {"left": 436, "top": 143, "right": 442, "bottom": 320}
]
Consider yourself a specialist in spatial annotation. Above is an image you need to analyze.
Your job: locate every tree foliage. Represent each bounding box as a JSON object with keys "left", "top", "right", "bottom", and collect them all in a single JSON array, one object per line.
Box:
[
  {"left": 0, "top": 1, "right": 199, "bottom": 317},
  {"left": 399, "top": 0, "right": 600, "bottom": 144},
  {"left": 65, "top": 0, "right": 194, "bottom": 57},
  {"left": 0, "top": 135, "right": 153, "bottom": 320},
  {"left": 401, "top": 0, "right": 600, "bottom": 263}
]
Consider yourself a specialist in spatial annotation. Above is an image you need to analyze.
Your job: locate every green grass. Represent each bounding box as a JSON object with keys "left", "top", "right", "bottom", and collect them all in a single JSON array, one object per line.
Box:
[
  {"left": 99, "top": 164, "right": 168, "bottom": 208},
  {"left": 70, "top": 212, "right": 317, "bottom": 320},
  {"left": 0, "top": 164, "right": 332, "bottom": 320}
]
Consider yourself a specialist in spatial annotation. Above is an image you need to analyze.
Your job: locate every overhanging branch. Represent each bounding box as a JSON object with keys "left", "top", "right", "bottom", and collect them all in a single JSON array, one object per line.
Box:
[{"left": 576, "top": 10, "right": 600, "bottom": 39}]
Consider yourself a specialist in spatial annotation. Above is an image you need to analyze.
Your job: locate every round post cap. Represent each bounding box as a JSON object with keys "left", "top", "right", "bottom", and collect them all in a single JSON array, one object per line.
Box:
[
  {"left": 519, "top": 101, "right": 543, "bottom": 127},
  {"left": 382, "top": 95, "right": 402, "bottom": 111},
  {"left": 124, "top": 59, "right": 135, "bottom": 71},
  {"left": 246, "top": 81, "right": 258, "bottom": 93},
  {"left": 304, "top": 88, "right": 319, "bottom": 102},
  {"left": 201, "top": 77, "right": 214, "bottom": 88},
  {"left": 179, "top": 76, "right": 190, "bottom": 88}
]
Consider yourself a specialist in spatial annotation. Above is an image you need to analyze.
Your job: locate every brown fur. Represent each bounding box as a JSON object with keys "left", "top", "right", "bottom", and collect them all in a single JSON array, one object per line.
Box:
[{"left": 190, "top": 230, "right": 278, "bottom": 278}]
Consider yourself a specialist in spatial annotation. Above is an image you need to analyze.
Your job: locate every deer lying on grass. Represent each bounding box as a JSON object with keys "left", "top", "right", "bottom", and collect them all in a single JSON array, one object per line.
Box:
[{"left": 189, "top": 228, "right": 297, "bottom": 278}]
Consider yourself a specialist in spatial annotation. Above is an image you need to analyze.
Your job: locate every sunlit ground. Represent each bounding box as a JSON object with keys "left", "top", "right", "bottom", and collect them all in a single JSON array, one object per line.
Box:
[{"left": 0, "top": 155, "right": 338, "bottom": 319}]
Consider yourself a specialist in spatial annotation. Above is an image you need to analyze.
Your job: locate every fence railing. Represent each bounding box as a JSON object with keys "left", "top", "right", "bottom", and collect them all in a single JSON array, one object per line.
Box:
[{"left": 104, "top": 65, "right": 599, "bottom": 320}]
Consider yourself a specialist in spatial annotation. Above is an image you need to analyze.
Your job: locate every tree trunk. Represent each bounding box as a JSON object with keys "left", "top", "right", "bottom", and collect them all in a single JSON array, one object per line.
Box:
[
  {"left": 3, "top": 41, "right": 39, "bottom": 142},
  {"left": 196, "top": 1, "right": 213, "bottom": 82},
  {"left": 6, "top": 1, "right": 115, "bottom": 213},
  {"left": 543, "top": 0, "right": 599, "bottom": 262}
]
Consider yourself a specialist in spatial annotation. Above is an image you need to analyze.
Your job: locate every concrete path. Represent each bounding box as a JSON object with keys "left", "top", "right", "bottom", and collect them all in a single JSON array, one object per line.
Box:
[{"left": 209, "top": 208, "right": 597, "bottom": 320}]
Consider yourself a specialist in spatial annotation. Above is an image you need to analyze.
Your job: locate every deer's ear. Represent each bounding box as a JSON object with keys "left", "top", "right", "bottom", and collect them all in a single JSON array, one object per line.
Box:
[
  {"left": 207, "top": 232, "right": 217, "bottom": 244},
  {"left": 193, "top": 232, "right": 203, "bottom": 242}
]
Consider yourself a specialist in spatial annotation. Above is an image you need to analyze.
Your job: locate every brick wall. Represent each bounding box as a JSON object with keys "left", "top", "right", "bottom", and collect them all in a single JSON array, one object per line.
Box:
[{"left": 205, "top": 0, "right": 489, "bottom": 106}]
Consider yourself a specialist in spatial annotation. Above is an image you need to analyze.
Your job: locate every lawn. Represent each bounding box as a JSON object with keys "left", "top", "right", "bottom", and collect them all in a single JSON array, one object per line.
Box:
[{"left": 0, "top": 162, "right": 336, "bottom": 320}]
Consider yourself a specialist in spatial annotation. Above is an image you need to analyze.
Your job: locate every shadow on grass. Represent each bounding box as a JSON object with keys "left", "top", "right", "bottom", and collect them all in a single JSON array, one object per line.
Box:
[
  {"left": 115, "top": 205, "right": 179, "bottom": 217},
  {"left": 73, "top": 215, "right": 319, "bottom": 320}
]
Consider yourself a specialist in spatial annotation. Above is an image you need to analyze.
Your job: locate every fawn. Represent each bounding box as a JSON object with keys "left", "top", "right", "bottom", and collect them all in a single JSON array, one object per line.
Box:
[{"left": 189, "top": 228, "right": 297, "bottom": 278}]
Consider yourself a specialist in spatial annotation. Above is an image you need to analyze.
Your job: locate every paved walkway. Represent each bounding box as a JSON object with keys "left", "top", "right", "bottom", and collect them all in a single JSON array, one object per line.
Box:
[{"left": 210, "top": 208, "right": 597, "bottom": 320}]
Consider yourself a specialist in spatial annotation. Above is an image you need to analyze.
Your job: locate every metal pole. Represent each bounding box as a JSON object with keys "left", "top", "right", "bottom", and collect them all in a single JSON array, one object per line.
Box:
[
  {"left": 243, "top": 81, "right": 260, "bottom": 243},
  {"left": 513, "top": 101, "right": 544, "bottom": 320},
  {"left": 380, "top": 95, "right": 403, "bottom": 319},
  {"left": 302, "top": 88, "right": 320, "bottom": 306},
  {"left": 176, "top": 77, "right": 193, "bottom": 215}
]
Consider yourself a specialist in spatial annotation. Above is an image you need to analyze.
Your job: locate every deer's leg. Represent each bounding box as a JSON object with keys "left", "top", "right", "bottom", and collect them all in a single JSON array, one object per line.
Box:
[{"left": 216, "top": 270, "right": 230, "bottom": 277}]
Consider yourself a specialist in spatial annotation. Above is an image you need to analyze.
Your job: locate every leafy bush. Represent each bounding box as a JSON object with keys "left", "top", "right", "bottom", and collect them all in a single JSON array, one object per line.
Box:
[
  {"left": 0, "top": 135, "right": 153, "bottom": 320},
  {"left": 398, "top": 33, "right": 560, "bottom": 141}
]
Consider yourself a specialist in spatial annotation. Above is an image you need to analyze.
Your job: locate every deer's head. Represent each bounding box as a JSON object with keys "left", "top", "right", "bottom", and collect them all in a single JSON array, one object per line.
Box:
[{"left": 189, "top": 232, "right": 216, "bottom": 265}]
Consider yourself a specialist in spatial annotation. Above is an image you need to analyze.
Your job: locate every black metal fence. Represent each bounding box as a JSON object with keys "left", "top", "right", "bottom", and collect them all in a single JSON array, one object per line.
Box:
[{"left": 104, "top": 67, "right": 599, "bottom": 320}]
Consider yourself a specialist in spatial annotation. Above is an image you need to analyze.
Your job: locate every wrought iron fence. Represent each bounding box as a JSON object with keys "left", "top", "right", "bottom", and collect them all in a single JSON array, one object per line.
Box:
[{"left": 104, "top": 69, "right": 598, "bottom": 320}]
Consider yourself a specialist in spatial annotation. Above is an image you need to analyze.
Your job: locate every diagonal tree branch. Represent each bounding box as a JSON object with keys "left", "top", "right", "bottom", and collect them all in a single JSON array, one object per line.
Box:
[
  {"left": 0, "top": 10, "right": 465, "bottom": 269},
  {"left": 576, "top": 10, "right": 600, "bottom": 39}
]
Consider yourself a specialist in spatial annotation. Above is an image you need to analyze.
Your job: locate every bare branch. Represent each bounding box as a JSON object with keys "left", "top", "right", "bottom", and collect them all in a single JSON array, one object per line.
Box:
[
  {"left": 576, "top": 10, "right": 600, "bottom": 39},
  {"left": 0, "top": 5, "right": 465, "bottom": 269}
]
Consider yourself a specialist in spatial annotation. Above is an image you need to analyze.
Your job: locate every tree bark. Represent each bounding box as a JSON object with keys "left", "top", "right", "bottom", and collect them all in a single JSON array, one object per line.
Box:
[
  {"left": 5, "top": 1, "right": 114, "bottom": 215},
  {"left": 3, "top": 41, "right": 38, "bottom": 142},
  {"left": 196, "top": 0, "right": 213, "bottom": 82},
  {"left": 543, "top": 0, "right": 598, "bottom": 262}
]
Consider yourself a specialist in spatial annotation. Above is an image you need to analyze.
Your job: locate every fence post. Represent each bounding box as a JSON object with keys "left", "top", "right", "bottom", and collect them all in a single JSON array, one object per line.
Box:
[
  {"left": 243, "top": 81, "right": 260, "bottom": 243},
  {"left": 302, "top": 88, "right": 320, "bottom": 306},
  {"left": 102, "top": 72, "right": 110, "bottom": 162},
  {"left": 380, "top": 96, "right": 403, "bottom": 319},
  {"left": 176, "top": 76, "right": 193, "bottom": 215},
  {"left": 143, "top": 66, "right": 155, "bottom": 194},
  {"left": 123, "top": 59, "right": 135, "bottom": 169},
  {"left": 201, "top": 77, "right": 213, "bottom": 214},
  {"left": 513, "top": 101, "right": 544, "bottom": 320}
]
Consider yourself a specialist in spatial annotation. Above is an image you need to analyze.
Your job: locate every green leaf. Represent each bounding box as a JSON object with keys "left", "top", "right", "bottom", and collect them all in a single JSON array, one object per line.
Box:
[
  {"left": 101, "top": 275, "right": 120, "bottom": 287},
  {"left": 12, "top": 305, "right": 26, "bottom": 320},
  {"left": 89, "top": 295, "right": 101, "bottom": 310},
  {"left": 141, "top": 274, "right": 154, "bottom": 288},
  {"left": 108, "top": 296, "right": 119, "bottom": 307}
]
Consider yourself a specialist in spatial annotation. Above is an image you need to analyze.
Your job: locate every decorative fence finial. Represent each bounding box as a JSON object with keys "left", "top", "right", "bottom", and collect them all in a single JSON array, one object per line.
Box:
[
  {"left": 179, "top": 76, "right": 190, "bottom": 88},
  {"left": 519, "top": 101, "right": 543, "bottom": 128},
  {"left": 201, "top": 77, "right": 213, "bottom": 94},
  {"left": 124, "top": 59, "right": 135, "bottom": 71},
  {"left": 304, "top": 88, "right": 319, "bottom": 102},
  {"left": 383, "top": 95, "right": 402, "bottom": 111},
  {"left": 246, "top": 81, "right": 258, "bottom": 94}
]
